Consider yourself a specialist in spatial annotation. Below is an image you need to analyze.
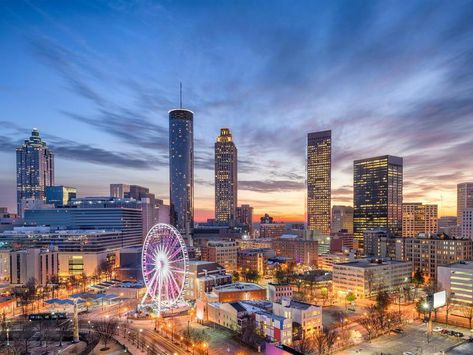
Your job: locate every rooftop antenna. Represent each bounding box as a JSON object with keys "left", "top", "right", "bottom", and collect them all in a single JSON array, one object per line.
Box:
[{"left": 179, "top": 82, "right": 182, "bottom": 109}]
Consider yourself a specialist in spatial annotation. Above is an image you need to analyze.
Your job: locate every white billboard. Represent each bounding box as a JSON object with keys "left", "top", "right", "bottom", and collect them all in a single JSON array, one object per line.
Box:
[{"left": 433, "top": 290, "right": 446, "bottom": 309}]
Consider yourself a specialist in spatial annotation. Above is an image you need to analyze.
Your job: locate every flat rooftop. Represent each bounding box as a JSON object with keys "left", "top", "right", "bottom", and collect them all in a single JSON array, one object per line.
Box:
[
  {"left": 340, "top": 259, "right": 411, "bottom": 268},
  {"left": 212, "top": 282, "right": 264, "bottom": 292},
  {"left": 439, "top": 261, "right": 473, "bottom": 270}
]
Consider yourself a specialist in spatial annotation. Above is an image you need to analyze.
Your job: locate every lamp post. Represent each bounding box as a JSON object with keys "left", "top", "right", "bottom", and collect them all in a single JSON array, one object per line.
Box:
[{"left": 6, "top": 327, "right": 10, "bottom": 346}]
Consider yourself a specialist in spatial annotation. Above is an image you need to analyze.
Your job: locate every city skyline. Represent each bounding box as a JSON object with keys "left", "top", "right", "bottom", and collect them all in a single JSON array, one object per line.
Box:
[{"left": 1, "top": 1, "right": 473, "bottom": 221}]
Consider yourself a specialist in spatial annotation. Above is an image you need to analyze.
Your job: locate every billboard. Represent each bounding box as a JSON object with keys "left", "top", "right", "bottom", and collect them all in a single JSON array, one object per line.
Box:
[{"left": 433, "top": 290, "right": 446, "bottom": 309}]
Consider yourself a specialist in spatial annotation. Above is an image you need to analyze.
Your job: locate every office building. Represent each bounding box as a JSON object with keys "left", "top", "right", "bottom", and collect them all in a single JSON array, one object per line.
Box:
[
  {"left": 402, "top": 203, "right": 438, "bottom": 237},
  {"left": 363, "top": 229, "right": 403, "bottom": 260},
  {"left": 353, "top": 155, "right": 403, "bottom": 249},
  {"left": 169, "top": 108, "right": 194, "bottom": 239},
  {"left": 273, "top": 298, "right": 322, "bottom": 336},
  {"left": 0, "top": 208, "right": 20, "bottom": 232},
  {"left": 9, "top": 248, "right": 59, "bottom": 286},
  {"left": 438, "top": 261, "right": 473, "bottom": 305},
  {"left": 24, "top": 208, "right": 142, "bottom": 247},
  {"left": 260, "top": 214, "right": 286, "bottom": 238},
  {"left": 185, "top": 261, "right": 232, "bottom": 301},
  {"left": 330, "top": 231, "right": 354, "bottom": 252},
  {"left": 461, "top": 208, "right": 473, "bottom": 239},
  {"left": 215, "top": 128, "right": 238, "bottom": 223},
  {"left": 458, "top": 183, "right": 473, "bottom": 225},
  {"left": 203, "top": 240, "right": 239, "bottom": 272},
  {"left": 267, "top": 283, "right": 293, "bottom": 303},
  {"left": 16, "top": 129, "right": 54, "bottom": 216},
  {"left": 236, "top": 204, "right": 254, "bottom": 235},
  {"left": 238, "top": 248, "right": 275, "bottom": 276},
  {"left": 271, "top": 236, "right": 318, "bottom": 266},
  {"left": 331, "top": 205, "right": 353, "bottom": 234},
  {"left": 319, "top": 251, "right": 356, "bottom": 272},
  {"left": 45, "top": 186, "right": 77, "bottom": 207},
  {"left": 307, "top": 130, "right": 331, "bottom": 234},
  {"left": 110, "top": 184, "right": 130, "bottom": 199},
  {"left": 332, "top": 259, "right": 412, "bottom": 298}
]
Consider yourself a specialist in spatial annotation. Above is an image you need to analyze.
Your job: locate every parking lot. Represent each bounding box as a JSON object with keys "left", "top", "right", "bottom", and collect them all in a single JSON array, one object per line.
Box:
[{"left": 339, "top": 322, "right": 468, "bottom": 355}]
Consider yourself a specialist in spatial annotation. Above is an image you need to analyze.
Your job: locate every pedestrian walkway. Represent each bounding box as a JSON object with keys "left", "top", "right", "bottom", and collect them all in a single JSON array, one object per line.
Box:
[{"left": 113, "top": 334, "right": 146, "bottom": 354}]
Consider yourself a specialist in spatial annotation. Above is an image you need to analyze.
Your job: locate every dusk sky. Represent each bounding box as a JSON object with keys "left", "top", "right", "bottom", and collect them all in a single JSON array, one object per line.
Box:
[{"left": 1, "top": 0, "right": 473, "bottom": 221}]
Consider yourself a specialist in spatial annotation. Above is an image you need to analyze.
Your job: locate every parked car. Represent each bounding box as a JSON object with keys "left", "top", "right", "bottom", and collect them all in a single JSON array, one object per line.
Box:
[
  {"left": 433, "top": 326, "right": 443, "bottom": 332},
  {"left": 448, "top": 330, "right": 457, "bottom": 336},
  {"left": 453, "top": 332, "right": 464, "bottom": 337},
  {"left": 441, "top": 329, "right": 450, "bottom": 334}
]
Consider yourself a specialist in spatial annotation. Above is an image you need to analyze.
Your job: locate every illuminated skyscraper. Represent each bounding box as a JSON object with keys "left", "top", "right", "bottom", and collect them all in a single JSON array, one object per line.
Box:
[
  {"left": 307, "top": 130, "right": 331, "bottom": 234},
  {"left": 169, "top": 108, "right": 194, "bottom": 239},
  {"left": 16, "top": 129, "right": 54, "bottom": 216},
  {"left": 457, "top": 182, "right": 473, "bottom": 225},
  {"left": 353, "top": 155, "right": 403, "bottom": 248},
  {"left": 215, "top": 128, "right": 237, "bottom": 223}
]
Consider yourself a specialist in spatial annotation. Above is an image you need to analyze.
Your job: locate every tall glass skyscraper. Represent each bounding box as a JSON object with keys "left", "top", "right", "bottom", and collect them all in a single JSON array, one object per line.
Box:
[
  {"left": 169, "top": 109, "right": 194, "bottom": 240},
  {"left": 353, "top": 155, "right": 403, "bottom": 248},
  {"left": 307, "top": 130, "right": 331, "bottom": 234},
  {"left": 16, "top": 129, "right": 54, "bottom": 215},
  {"left": 215, "top": 128, "right": 237, "bottom": 223}
]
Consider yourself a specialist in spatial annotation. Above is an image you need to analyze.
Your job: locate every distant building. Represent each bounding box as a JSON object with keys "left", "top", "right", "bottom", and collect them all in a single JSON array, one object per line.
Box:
[
  {"left": 331, "top": 206, "right": 353, "bottom": 234},
  {"left": 271, "top": 236, "right": 318, "bottom": 266},
  {"left": 238, "top": 248, "right": 275, "bottom": 276},
  {"left": 319, "top": 251, "right": 356, "bottom": 272},
  {"left": 332, "top": 259, "right": 412, "bottom": 298},
  {"left": 402, "top": 203, "right": 438, "bottom": 237},
  {"left": 0, "top": 249, "right": 10, "bottom": 281},
  {"left": 16, "top": 129, "right": 54, "bottom": 216},
  {"left": 215, "top": 128, "right": 238, "bottom": 224},
  {"left": 438, "top": 261, "right": 473, "bottom": 304},
  {"left": 329, "top": 232, "right": 354, "bottom": 252},
  {"left": 260, "top": 214, "right": 286, "bottom": 238},
  {"left": 457, "top": 183, "right": 473, "bottom": 225},
  {"left": 267, "top": 283, "right": 293, "bottom": 303},
  {"left": 236, "top": 204, "right": 254, "bottom": 235},
  {"left": 461, "top": 208, "right": 473, "bottom": 240},
  {"left": 185, "top": 261, "right": 232, "bottom": 301},
  {"left": 438, "top": 216, "right": 458, "bottom": 237},
  {"left": 203, "top": 240, "right": 239, "bottom": 272},
  {"left": 273, "top": 298, "right": 322, "bottom": 336},
  {"left": 353, "top": 155, "right": 403, "bottom": 249},
  {"left": 117, "top": 247, "right": 142, "bottom": 282},
  {"left": 110, "top": 184, "right": 130, "bottom": 199},
  {"left": 307, "top": 131, "right": 331, "bottom": 235},
  {"left": 169, "top": 108, "right": 194, "bottom": 240},
  {"left": 45, "top": 186, "right": 77, "bottom": 207},
  {"left": 0, "top": 207, "right": 20, "bottom": 232},
  {"left": 9, "top": 248, "right": 59, "bottom": 286},
  {"left": 239, "top": 238, "right": 272, "bottom": 250}
]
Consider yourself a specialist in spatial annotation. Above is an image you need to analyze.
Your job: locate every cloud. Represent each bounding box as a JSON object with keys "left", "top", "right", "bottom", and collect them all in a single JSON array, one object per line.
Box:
[{"left": 239, "top": 180, "right": 304, "bottom": 192}]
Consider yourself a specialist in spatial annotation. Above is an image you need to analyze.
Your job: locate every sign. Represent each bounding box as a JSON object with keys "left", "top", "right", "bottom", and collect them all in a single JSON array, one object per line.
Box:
[{"left": 433, "top": 290, "right": 446, "bottom": 309}]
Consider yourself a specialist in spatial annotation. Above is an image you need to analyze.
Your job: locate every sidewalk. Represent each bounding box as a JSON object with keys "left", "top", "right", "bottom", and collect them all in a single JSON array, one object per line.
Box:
[{"left": 114, "top": 334, "right": 146, "bottom": 354}]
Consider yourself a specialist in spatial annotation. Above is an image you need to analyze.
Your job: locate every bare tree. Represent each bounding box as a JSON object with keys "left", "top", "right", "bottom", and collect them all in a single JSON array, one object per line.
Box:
[
  {"left": 294, "top": 333, "right": 315, "bottom": 354},
  {"left": 58, "top": 318, "right": 73, "bottom": 347},
  {"left": 461, "top": 303, "right": 473, "bottom": 329},
  {"left": 313, "top": 327, "right": 338, "bottom": 355},
  {"left": 93, "top": 317, "right": 119, "bottom": 350}
]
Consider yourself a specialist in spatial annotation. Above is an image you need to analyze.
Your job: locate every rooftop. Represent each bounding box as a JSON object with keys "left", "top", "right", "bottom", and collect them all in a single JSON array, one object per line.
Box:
[
  {"left": 340, "top": 259, "right": 411, "bottom": 268},
  {"left": 439, "top": 261, "right": 473, "bottom": 270},
  {"left": 212, "top": 282, "right": 264, "bottom": 292}
]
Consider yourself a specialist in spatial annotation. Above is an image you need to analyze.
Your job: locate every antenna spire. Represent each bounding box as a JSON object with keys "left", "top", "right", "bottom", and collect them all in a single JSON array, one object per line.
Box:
[{"left": 179, "top": 82, "right": 182, "bottom": 109}]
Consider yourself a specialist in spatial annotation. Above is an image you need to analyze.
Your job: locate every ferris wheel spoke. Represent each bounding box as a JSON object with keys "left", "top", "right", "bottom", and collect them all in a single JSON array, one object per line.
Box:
[
  {"left": 168, "top": 246, "right": 183, "bottom": 260},
  {"left": 169, "top": 267, "right": 186, "bottom": 274},
  {"left": 168, "top": 271, "right": 181, "bottom": 297},
  {"left": 168, "top": 257, "right": 185, "bottom": 264}
]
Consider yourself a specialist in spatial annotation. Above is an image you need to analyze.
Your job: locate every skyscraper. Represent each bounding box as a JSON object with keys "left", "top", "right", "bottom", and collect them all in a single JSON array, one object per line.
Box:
[
  {"left": 16, "top": 129, "right": 54, "bottom": 216},
  {"left": 169, "top": 108, "right": 194, "bottom": 240},
  {"left": 236, "top": 204, "right": 254, "bottom": 234},
  {"left": 353, "top": 155, "right": 403, "bottom": 248},
  {"left": 307, "top": 130, "right": 331, "bottom": 234},
  {"left": 215, "top": 128, "right": 237, "bottom": 223},
  {"left": 457, "top": 183, "right": 473, "bottom": 225}
]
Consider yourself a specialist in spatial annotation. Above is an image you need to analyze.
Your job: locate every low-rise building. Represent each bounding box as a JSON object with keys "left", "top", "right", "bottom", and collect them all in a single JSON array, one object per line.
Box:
[
  {"left": 239, "top": 238, "right": 273, "bottom": 250},
  {"left": 202, "top": 240, "right": 239, "bottom": 272},
  {"left": 319, "top": 251, "right": 356, "bottom": 272},
  {"left": 437, "top": 261, "right": 473, "bottom": 305},
  {"left": 273, "top": 298, "right": 322, "bottom": 336},
  {"left": 329, "top": 232, "right": 354, "bottom": 252},
  {"left": 185, "top": 260, "right": 232, "bottom": 301},
  {"left": 267, "top": 283, "right": 293, "bottom": 303},
  {"left": 10, "top": 248, "right": 59, "bottom": 286},
  {"left": 205, "top": 282, "right": 267, "bottom": 303},
  {"left": 238, "top": 248, "right": 275, "bottom": 276},
  {"left": 271, "top": 236, "right": 318, "bottom": 266},
  {"left": 332, "top": 259, "right": 412, "bottom": 298}
]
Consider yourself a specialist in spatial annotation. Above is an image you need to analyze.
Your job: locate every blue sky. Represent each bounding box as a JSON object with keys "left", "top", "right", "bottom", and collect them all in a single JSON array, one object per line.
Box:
[{"left": 1, "top": 0, "right": 473, "bottom": 220}]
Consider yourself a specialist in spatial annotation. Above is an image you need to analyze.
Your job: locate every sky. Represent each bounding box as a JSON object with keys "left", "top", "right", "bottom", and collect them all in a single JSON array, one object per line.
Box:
[{"left": 1, "top": 0, "right": 473, "bottom": 222}]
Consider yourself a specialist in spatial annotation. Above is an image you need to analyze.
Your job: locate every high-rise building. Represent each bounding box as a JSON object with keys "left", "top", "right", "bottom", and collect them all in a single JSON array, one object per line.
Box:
[
  {"left": 457, "top": 183, "right": 473, "bottom": 225},
  {"left": 16, "top": 129, "right": 54, "bottom": 216},
  {"left": 307, "top": 130, "right": 331, "bottom": 235},
  {"left": 45, "top": 186, "right": 77, "bottom": 207},
  {"left": 461, "top": 208, "right": 473, "bottom": 240},
  {"left": 353, "top": 155, "right": 403, "bottom": 249},
  {"left": 402, "top": 203, "right": 438, "bottom": 237},
  {"left": 110, "top": 184, "right": 130, "bottom": 199},
  {"left": 236, "top": 204, "right": 253, "bottom": 234},
  {"left": 169, "top": 108, "right": 194, "bottom": 240},
  {"left": 331, "top": 205, "right": 353, "bottom": 234},
  {"left": 215, "top": 128, "right": 237, "bottom": 223}
]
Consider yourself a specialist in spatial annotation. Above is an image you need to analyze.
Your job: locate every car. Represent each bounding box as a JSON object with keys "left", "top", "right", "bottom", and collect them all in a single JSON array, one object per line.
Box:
[
  {"left": 392, "top": 328, "right": 404, "bottom": 334},
  {"left": 433, "top": 326, "right": 443, "bottom": 332},
  {"left": 448, "top": 330, "right": 457, "bottom": 336},
  {"left": 441, "top": 329, "right": 450, "bottom": 334},
  {"left": 454, "top": 332, "right": 464, "bottom": 337},
  {"left": 403, "top": 352, "right": 414, "bottom": 355}
]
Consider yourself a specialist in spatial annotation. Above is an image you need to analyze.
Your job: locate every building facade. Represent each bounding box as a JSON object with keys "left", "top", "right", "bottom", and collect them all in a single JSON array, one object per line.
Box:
[
  {"left": 457, "top": 183, "right": 473, "bottom": 225},
  {"left": 402, "top": 203, "right": 438, "bottom": 237},
  {"left": 273, "top": 298, "right": 322, "bottom": 336},
  {"left": 236, "top": 204, "right": 253, "bottom": 235},
  {"left": 16, "top": 129, "right": 54, "bottom": 216},
  {"left": 185, "top": 261, "right": 232, "bottom": 301},
  {"left": 271, "top": 237, "right": 318, "bottom": 266},
  {"left": 353, "top": 155, "right": 403, "bottom": 249},
  {"left": 332, "top": 259, "right": 412, "bottom": 298},
  {"left": 438, "top": 261, "right": 473, "bottom": 305},
  {"left": 215, "top": 128, "right": 238, "bottom": 223},
  {"left": 10, "top": 248, "right": 59, "bottom": 286},
  {"left": 461, "top": 208, "right": 473, "bottom": 240},
  {"left": 267, "top": 283, "right": 293, "bottom": 303},
  {"left": 203, "top": 240, "right": 239, "bottom": 272},
  {"left": 331, "top": 205, "right": 354, "bottom": 234},
  {"left": 169, "top": 109, "right": 194, "bottom": 239},
  {"left": 45, "top": 186, "right": 77, "bottom": 207},
  {"left": 307, "top": 130, "right": 331, "bottom": 235},
  {"left": 237, "top": 248, "right": 275, "bottom": 276}
]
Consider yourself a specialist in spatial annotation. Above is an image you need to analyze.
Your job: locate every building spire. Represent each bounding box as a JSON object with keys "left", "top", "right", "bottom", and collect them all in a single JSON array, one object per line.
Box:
[{"left": 180, "top": 82, "right": 182, "bottom": 109}]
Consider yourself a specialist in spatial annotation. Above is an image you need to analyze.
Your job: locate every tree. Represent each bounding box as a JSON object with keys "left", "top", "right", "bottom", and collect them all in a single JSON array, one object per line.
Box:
[
  {"left": 461, "top": 303, "right": 473, "bottom": 329},
  {"left": 93, "top": 317, "right": 119, "bottom": 350},
  {"left": 313, "top": 327, "right": 338, "bottom": 355},
  {"left": 415, "top": 298, "right": 429, "bottom": 320},
  {"left": 244, "top": 270, "right": 261, "bottom": 283},
  {"left": 294, "top": 333, "right": 315, "bottom": 354},
  {"left": 375, "top": 290, "right": 391, "bottom": 311},
  {"left": 445, "top": 292, "right": 455, "bottom": 325},
  {"left": 232, "top": 271, "right": 240, "bottom": 282},
  {"left": 412, "top": 269, "right": 424, "bottom": 287},
  {"left": 320, "top": 287, "right": 329, "bottom": 306},
  {"left": 58, "top": 318, "right": 73, "bottom": 347}
]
